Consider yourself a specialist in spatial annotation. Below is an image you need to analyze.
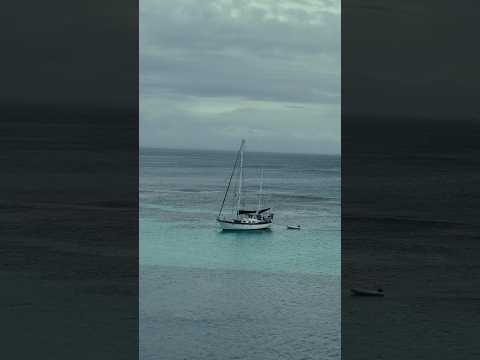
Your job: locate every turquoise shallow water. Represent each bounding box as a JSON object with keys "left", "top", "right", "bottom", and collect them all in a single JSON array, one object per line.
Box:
[
  {"left": 140, "top": 218, "right": 339, "bottom": 275},
  {"left": 140, "top": 148, "right": 340, "bottom": 360}
]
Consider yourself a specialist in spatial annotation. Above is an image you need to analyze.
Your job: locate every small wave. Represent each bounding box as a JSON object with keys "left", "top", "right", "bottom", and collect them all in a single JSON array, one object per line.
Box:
[
  {"left": 177, "top": 188, "right": 222, "bottom": 193},
  {"left": 0, "top": 202, "right": 35, "bottom": 211},
  {"left": 83, "top": 200, "right": 136, "bottom": 209},
  {"left": 140, "top": 189, "right": 222, "bottom": 195},
  {"left": 343, "top": 215, "right": 462, "bottom": 226},
  {"left": 268, "top": 193, "right": 335, "bottom": 202}
]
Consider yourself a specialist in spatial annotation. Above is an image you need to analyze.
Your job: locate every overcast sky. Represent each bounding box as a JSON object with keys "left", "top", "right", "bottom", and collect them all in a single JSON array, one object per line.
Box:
[{"left": 140, "top": 0, "right": 340, "bottom": 154}]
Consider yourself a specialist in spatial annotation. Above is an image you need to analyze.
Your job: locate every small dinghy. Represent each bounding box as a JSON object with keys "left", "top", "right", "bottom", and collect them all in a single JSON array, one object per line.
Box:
[
  {"left": 351, "top": 288, "right": 384, "bottom": 297},
  {"left": 287, "top": 225, "right": 301, "bottom": 230}
]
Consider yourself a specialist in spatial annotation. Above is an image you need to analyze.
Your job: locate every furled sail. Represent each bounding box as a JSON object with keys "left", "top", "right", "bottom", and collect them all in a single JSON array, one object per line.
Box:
[
  {"left": 238, "top": 208, "right": 270, "bottom": 214},
  {"left": 238, "top": 209, "right": 257, "bottom": 214}
]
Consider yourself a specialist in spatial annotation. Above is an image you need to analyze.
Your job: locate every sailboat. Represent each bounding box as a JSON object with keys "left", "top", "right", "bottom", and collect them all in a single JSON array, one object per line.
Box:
[{"left": 217, "top": 139, "right": 274, "bottom": 230}]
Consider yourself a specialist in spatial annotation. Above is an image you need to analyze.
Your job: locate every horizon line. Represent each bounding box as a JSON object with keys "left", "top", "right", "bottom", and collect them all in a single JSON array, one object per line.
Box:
[{"left": 140, "top": 145, "right": 340, "bottom": 156}]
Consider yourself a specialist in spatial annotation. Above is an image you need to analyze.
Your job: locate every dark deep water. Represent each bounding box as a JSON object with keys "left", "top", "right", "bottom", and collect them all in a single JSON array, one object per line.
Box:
[{"left": 342, "top": 120, "right": 480, "bottom": 359}]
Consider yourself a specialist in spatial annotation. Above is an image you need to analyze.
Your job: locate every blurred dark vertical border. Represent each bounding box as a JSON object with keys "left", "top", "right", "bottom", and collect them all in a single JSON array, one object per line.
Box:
[
  {"left": 0, "top": 1, "right": 138, "bottom": 359},
  {"left": 342, "top": 1, "right": 480, "bottom": 359}
]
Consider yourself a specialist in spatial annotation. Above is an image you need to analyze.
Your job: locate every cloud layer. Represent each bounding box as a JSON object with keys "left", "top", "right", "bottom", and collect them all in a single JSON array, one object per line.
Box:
[{"left": 140, "top": 0, "right": 340, "bottom": 154}]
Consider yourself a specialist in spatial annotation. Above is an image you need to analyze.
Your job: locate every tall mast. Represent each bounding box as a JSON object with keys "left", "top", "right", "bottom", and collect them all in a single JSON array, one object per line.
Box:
[
  {"left": 236, "top": 139, "right": 245, "bottom": 214},
  {"left": 257, "top": 168, "right": 263, "bottom": 211},
  {"left": 218, "top": 140, "right": 242, "bottom": 218}
]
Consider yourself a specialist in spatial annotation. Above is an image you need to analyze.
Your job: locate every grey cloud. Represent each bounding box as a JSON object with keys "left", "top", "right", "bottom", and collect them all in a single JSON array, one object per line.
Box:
[
  {"left": 140, "top": 95, "right": 340, "bottom": 153},
  {"left": 140, "top": 0, "right": 340, "bottom": 153},
  {"left": 141, "top": 0, "right": 339, "bottom": 104},
  {"left": 140, "top": 48, "right": 339, "bottom": 104},
  {"left": 142, "top": 5, "right": 339, "bottom": 55}
]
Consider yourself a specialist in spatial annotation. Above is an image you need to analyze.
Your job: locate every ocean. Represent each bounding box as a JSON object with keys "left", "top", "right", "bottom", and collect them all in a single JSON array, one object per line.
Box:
[
  {"left": 140, "top": 147, "right": 340, "bottom": 360},
  {"left": 342, "top": 135, "right": 480, "bottom": 359}
]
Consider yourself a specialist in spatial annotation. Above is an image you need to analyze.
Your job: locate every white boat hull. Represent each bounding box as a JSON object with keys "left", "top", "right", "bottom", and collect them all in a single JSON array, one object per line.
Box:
[{"left": 218, "top": 220, "right": 272, "bottom": 230}]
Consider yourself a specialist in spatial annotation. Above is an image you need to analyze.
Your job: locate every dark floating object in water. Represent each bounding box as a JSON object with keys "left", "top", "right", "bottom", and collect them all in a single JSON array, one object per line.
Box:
[
  {"left": 351, "top": 288, "right": 384, "bottom": 297},
  {"left": 287, "top": 225, "right": 301, "bottom": 230}
]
